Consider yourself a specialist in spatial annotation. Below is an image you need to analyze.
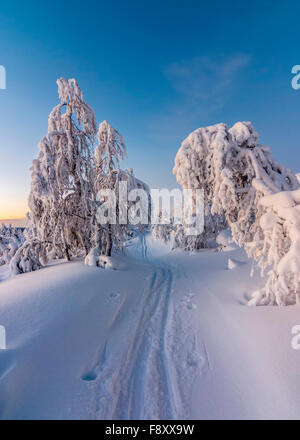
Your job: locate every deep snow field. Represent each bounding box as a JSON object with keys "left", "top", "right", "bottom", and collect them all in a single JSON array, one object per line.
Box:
[{"left": 0, "top": 235, "right": 299, "bottom": 420}]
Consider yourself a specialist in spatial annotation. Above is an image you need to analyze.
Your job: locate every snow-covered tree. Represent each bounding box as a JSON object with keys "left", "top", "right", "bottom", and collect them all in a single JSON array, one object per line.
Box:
[
  {"left": 0, "top": 225, "right": 25, "bottom": 267},
  {"left": 248, "top": 185, "right": 300, "bottom": 305},
  {"left": 86, "top": 120, "right": 150, "bottom": 264},
  {"left": 92, "top": 120, "right": 126, "bottom": 257},
  {"left": 173, "top": 121, "right": 299, "bottom": 305},
  {"left": 0, "top": 235, "right": 18, "bottom": 266},
  {"left": 94, "top": 120, "right": 126, "bottom": 174},
  {"left": 0, "top": 224, "right": 24, "bottom": 244},
  {"left": 28, "top": 78, "right": 97, "bottom": 262},
  {"left": 173, "top": 126, "right": 228, "bottom": 249},
  {"left": 152, "top": 213, "right": 215, "bottom": 251}
]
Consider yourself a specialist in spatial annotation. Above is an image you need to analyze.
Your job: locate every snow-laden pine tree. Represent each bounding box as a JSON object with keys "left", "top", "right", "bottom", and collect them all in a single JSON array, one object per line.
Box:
[
  {"left": 173, "top": 121, "right": 299, "bottom": 305},
  {"left": 86, "top": 120, "right": 149, "bottom": 265},
  {"left": 28, "top": 78, "right": 97, "bottom": 262}
]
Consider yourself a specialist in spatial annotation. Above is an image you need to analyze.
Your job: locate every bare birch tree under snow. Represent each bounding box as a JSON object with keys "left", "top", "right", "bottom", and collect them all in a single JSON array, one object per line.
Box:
[
  {"left": 85, "top": 120, "right": 150, "bottom": 265},
  {"left": 28, "top": 78, "right": 97, "bottom": 264}
]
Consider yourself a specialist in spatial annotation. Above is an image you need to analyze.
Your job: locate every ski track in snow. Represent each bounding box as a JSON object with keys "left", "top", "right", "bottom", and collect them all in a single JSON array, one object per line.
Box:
[
  {"left": 81, "top": 238, "right": 207, "bottom": 420},
  {"left": 2, "top": 235, "right": 300, "bottom": 420},
  {"left": 83, "top": 265, "right": 176, "bottom": 419}
]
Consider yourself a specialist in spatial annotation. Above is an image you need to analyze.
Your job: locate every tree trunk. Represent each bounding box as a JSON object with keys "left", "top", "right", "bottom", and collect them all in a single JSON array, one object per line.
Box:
[
  {"left": 65, "top": 245, "right": 71, "bottom": 261},
  {"left": 96, "top": 225, "right": 102, "bottom": 253},
  {"left": 105, "top": 226, "right": 112, "bottom": 257}
]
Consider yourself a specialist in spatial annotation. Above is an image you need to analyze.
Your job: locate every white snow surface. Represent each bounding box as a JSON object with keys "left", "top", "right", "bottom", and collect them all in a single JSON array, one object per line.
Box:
[{"left": 0, "top": 235, "right": 300, "bottom": 420}]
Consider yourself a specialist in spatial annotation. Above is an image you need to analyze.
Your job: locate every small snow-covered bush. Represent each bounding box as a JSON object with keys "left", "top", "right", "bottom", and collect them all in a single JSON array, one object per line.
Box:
[
  {"left": 9, "top": 239, "right": 46, "bottom": 275},
  {"left": 0, "top": 225, "right": 25, "bottom": 267},
  {"left": 0, "top": 236, "right": 18, "bottom": 266}
]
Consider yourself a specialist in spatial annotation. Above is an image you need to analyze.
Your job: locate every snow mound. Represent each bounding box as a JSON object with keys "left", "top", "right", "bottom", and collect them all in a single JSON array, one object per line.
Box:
[
  {"left": 216, "top": 229, "right": 237, "bottom": 251},
  {"left": 216, "top": 229, "right": 233, "bottom": 247},
  {"left": 98, "top": 256, "right": 115, "bottom": 270},
  {"left": 85, "top": 248, "right": 129, "bottom": 271},
  {"left": 84, "top": 248, "right": 99, "bottom": 267},
  {"left": 228, "top": 258, "right": 245, "bottom": 270}
]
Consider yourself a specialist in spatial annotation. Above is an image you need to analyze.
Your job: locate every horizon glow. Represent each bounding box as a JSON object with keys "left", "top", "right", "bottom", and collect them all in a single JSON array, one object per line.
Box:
[{"left": 1, "top": 1, "right": 300, "bottom": 220}]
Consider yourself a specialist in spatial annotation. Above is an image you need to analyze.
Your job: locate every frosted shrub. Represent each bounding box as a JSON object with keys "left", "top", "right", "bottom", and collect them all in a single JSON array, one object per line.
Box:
[
  {"left": 9, "top": 239, "right": 46, "bottom": 275},
  {"left": 0, "top": 226, "right": 25, "bottom": 267}
]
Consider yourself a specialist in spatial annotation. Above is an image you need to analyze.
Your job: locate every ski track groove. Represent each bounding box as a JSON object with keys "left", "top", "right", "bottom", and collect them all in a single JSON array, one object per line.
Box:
[{"left": 84, "top": 260, "right": 183, "bottom": 420}]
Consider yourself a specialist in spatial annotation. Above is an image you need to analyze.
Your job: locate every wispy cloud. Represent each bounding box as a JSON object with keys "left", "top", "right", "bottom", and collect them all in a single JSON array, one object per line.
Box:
[
  {"left": 147, "top": 53, "right": 251, "bottom": 145},
  {"left": 165, "top": 53, "right": 251, "bottom": 106}
]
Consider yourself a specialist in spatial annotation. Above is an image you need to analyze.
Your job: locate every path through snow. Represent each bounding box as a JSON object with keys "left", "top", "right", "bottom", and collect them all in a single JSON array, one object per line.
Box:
[
  {"left": 0, "top": 236, "right": 300, "bottom": 419},
  {"left": 82, "top": 237, "right": 203, "bottom": 419}
]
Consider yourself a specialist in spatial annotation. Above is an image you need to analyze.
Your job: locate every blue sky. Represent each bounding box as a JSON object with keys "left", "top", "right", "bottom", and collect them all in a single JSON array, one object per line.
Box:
[{"left": 0, "top": 0, "right": 300, "bottom": 218}]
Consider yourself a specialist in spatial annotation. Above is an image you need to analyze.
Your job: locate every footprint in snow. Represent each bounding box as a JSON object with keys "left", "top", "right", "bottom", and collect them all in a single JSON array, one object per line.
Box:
[
  {"left": 180, "top": 293, "right": 197, "bottom": 310},
  {"left": 187, "top": 351, "right": 204, "bottom": 368},
  {"left": 107, "top": 292, "right": 121, "bottom": 302},
  {"left": 81, "top": 370, "right": 98, "bottom": 382},
  {"left": 182, "top": 351, "right": 204, "bottom": 370}
]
